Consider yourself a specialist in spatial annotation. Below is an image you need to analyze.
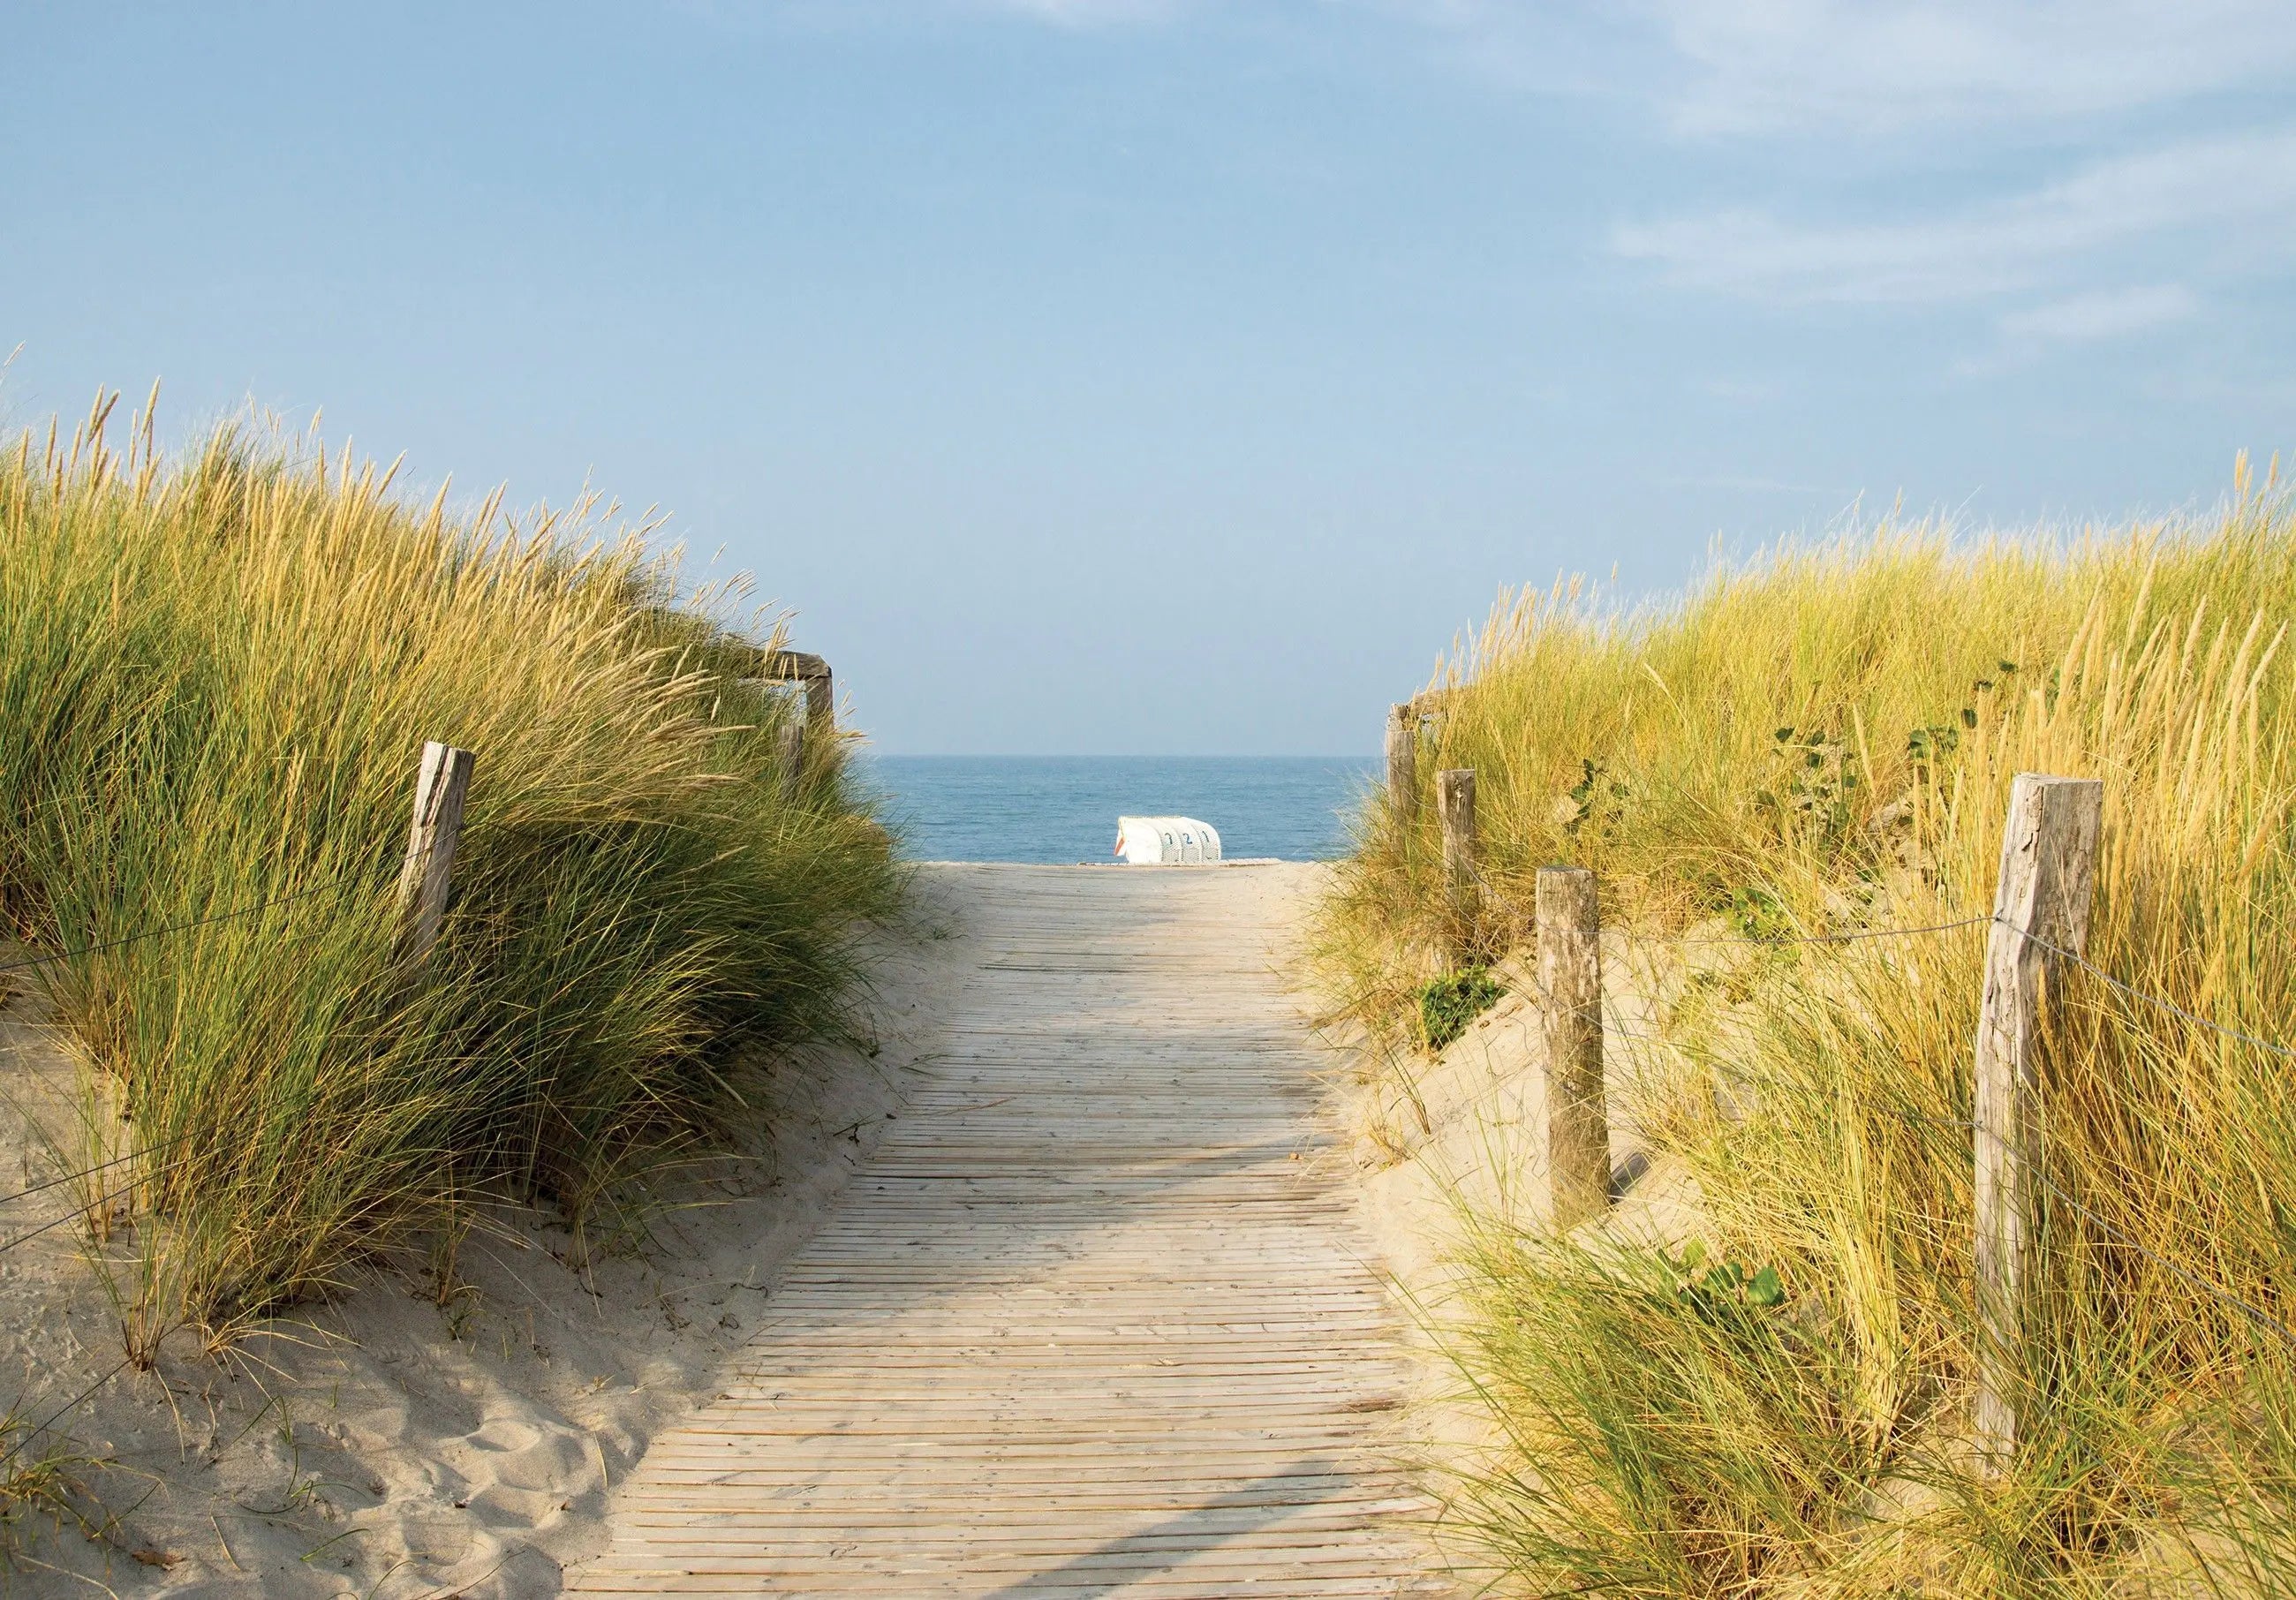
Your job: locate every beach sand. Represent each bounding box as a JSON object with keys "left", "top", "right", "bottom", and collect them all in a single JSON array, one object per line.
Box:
[
  {"left": 0, "top": 874, "right": 971, "bottom": 1598},
  {"left": 1334, "top": 931, "right": 1703, "bottom": 1591}
]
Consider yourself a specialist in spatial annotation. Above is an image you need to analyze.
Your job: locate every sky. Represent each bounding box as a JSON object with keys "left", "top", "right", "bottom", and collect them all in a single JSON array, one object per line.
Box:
[{"left": 5, "top": 2, "right": 2293, "bottom": 754}]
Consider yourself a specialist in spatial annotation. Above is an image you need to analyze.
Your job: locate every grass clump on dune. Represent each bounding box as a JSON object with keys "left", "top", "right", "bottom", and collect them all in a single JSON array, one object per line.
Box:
[
  {"left": 0, "top": 393, "right": 898, "bottom": 1355},
  {"left": 1322, "top": 459, "right": 2296, "bottom": 1593}
]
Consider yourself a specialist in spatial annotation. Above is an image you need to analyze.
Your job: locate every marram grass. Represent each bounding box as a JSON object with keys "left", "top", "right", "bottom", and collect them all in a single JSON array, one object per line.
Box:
[
  {"left": 1321, "top": 461, "right": 2296, "bottom": 1595},
  {"left": 0, "top": 393, "right": 898, "bottom": 1354}
]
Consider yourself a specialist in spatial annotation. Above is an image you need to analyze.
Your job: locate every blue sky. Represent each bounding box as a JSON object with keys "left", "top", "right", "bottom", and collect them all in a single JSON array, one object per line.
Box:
[{"left": 7, "top": 3, "right": 2293, "bottom": 753}]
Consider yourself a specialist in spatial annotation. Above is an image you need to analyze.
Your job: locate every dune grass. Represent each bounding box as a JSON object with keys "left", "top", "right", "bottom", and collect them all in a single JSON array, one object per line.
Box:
[
  {"left": 1320, "top": 460, "right": 2296, "bottom": 1593},
  {"left": 0, "top": 393, "right": 898, "bottom": 1355}
]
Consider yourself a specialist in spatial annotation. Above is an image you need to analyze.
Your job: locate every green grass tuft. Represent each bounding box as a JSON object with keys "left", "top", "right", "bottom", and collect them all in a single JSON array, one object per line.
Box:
[
  {"left": 0, "top": 392, "right": 901, "bottom": 1352},
  {"left": 0, "top": 1401, "right": 107, "bottom": 1569}
]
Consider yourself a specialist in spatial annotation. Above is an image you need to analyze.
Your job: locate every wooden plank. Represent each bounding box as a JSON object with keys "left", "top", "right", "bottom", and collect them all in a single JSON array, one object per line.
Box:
[{"left": 570, "top": 864, "right": 1440, "bottom": 1596}]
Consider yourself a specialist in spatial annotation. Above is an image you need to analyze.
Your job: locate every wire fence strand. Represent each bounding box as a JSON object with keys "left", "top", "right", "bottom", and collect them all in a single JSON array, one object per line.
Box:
[
  {"left": 0, "top": 1355, "right": 134, "bottom": 1471},
  {"left": 1664, "top": 913, "right": 1994, "bottom": 949},
  {"left": 2019, "top": 927, "right": 2296, "bottom": 1068},
  {"left": 2019, "top": 1155, "right": 2296, "bottom": 1349},
  {"left": 0, "top": 874, "right": 359, "bottom": 978},
  {"left": 0, "top": 1165, "right": 157, "bottom": 1258},
  {"left": 0, "top": 872, "right": 375, "bottom": 1250},
  {"left": 1520, "top": 887, "right": 2296, "bottom": 1072},
  {"left": 0, "top": 1125, "right": 211, "bottom": 1213},
  {"left": 1575, "top": 918, "right": 2296, "bottom": 1351},
  {"left": 0, "top": 1100, "right": 288, "bottom": 1258}
]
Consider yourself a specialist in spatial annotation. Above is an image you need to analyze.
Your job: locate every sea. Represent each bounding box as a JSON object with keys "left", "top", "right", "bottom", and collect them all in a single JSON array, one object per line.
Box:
[{"left": 858, "top": 756, "right": 1379, "bottom": 864}]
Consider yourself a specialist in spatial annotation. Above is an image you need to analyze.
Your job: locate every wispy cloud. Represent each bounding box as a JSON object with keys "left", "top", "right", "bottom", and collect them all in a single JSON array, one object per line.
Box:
[
  {"left": 1360, "top": 0, "right": 2296, "bottom": 139},
  {"left": 1647, "top": 0, "right": 2296, "bottom": 137},
  {"left": 700, "top": 0, "right": 2296, "bottom": 371},
  {"left": 1613, "top": 130, "right": 2296, "bottom": 304},
  {"left": 1998, "top": 285, "right": 2197, "bottom": 345},
  {"left": 1954, "top": 284, "right": 2202, "bottom": 375},
  {"left": 706, "top": 2, "right": 2296, "bottom": 140}
]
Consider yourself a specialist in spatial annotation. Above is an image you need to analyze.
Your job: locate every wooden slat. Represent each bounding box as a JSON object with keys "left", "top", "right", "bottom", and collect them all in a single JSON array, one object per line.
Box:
[{"left": 571, "top": 864, "right": 1442, "bottom": 1597}]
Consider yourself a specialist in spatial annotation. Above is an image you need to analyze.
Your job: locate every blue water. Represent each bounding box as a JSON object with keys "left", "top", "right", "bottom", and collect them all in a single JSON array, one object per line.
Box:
[{"left": 860, "top": 756, "right": 1378, "bottom": 864}]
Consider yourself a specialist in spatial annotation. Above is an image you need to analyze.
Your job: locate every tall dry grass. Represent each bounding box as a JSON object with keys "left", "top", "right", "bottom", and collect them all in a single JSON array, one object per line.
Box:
[
  {"left": 1321, "top": 461, "right": 2296, "bottom": 1594},
  {"left": 0, "top": 393, "right": 897, "bottom": 1355}
]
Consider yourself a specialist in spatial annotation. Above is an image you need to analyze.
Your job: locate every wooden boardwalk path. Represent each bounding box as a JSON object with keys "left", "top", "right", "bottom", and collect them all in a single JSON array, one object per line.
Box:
[{"left": 573, "top": 864, "right": 1439, "bottom": 1597}]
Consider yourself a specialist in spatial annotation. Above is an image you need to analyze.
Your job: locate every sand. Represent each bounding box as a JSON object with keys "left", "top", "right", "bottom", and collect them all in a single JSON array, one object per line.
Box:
[
  {"left": 0, "top": 873, "right": 973, "bottom": 1598},
  {"left": 1329, "top": 927, "right": 1709, "bottom": 1589},
  {"left": 1342, "top": 935, "right": 1701, "bottom": 1279},
  {"left": 0, "top": 858, "right": 1568, "bottom": 1596}
]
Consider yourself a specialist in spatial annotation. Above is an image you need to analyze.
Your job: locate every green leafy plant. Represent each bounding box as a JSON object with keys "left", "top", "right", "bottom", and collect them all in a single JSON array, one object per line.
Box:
[
  {"left": 1665, "top": 1240, "right": 1786, "bottom": 1313},
  {"left": 1724, "top": 885, "right": 1794, "bottom": 941},
  {"left": 1563, "top": 758, "right": 1631, "bottom": 841},
  {"left": 1419, "top": 967, "right": 1506, "bottom": 1052}
]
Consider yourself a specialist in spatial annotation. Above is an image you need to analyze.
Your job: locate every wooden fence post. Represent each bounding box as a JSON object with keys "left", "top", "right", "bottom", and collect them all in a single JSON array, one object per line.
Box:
[
  {"left": 1438, "top": 769, "right": 1477, "bottom": 959},
  {"left": 748, "top": 652, "right": 833, "bottom": 793},
  {"left": 1386, "top": 705, "right": 1417, "bottom": 824},
  {"left": 1973, "top": 772, "right": 2103, "bottom": 1468},
  {"left": 395, "top": 741, "right": 475, "bottom": 964},
  {"left": 767, "top": 650, "right": 835, "bottom": 735},
  {"left": 776, "top": 706, "right": 806, "bottom": 803},
  {"left": 1537, "top": 866, "right": 1609, "bottom": 1229}
]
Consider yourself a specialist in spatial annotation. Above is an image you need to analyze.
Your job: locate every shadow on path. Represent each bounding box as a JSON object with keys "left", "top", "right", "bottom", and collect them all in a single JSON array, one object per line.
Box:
[{"left": 982, "top": 1457, "right": 1347, "bottom": 1597}]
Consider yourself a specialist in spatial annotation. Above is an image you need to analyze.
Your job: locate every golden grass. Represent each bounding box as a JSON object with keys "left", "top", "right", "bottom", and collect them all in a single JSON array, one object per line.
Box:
[
  {"left": 0, "top": 392, "right": 898, "bottom": 1354},
  {"left": 1319, "top": 459, "right": 2296, "bottom": 1594}
]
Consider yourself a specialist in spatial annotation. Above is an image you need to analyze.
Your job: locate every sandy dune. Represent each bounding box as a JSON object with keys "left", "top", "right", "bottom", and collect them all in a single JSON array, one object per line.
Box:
[{"left": 0, "top": 875, "right": 971, "bottom": 1598}]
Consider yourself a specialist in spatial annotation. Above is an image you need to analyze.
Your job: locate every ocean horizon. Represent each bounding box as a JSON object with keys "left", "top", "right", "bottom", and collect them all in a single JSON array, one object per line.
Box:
[{"left": 858, "top": 755, "right": 1379, "bottom": 864}]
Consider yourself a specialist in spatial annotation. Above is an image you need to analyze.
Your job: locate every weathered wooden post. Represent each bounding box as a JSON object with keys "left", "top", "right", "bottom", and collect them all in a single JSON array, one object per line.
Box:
[
  {"left": 1537, "top": 866, "right": 1608, "bottom": 1229},
  {"left": 1386, "top": 705, "right": 1417, "bottom": 824},
  {"left": 775, "top": 706, "right": 806, "bottom": 804},
  {"left": 769, "top": 650, "right": 835, "bottom": 735},
  {"left": 748, "top": 652, "right": 833, "bottom": 797},
  {"left": 1438, "top": 768, "right": 1477, "bottom": 959},
  {"left": 1973, "top": 772, "right": 2103, "bottom": 1468},
  {"left": 395, "top": 740, "right": 475, "bottom": 963}
]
